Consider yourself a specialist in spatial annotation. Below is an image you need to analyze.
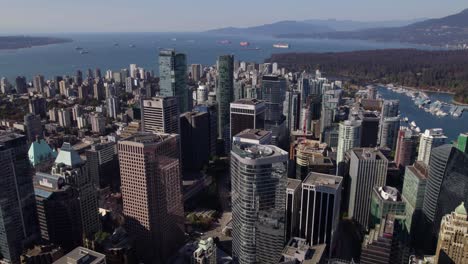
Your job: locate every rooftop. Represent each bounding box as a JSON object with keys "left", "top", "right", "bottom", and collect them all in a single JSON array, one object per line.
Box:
[
  {"left": 234, "top": 129, "right": 271, "bottom": 140},
  {"left": 375, "top": 186, "right": 401, "bottom": 202},
  {"left": 53, "top": 247, "right": 105, "bottom": 264},
  {"left": 303, "top": 172, "right": 342, "bottom": 190},
  {"left": 280, "top": 237, "right": 325, "bottom": 264},
  {"left": 352, "top": 148, "right": 387, "bottom": 161},
  {"left": 232, "top": 98, "right": 264, "bottom": 106},
  {"left": 54, "top": 142, "right": 82, "bottom": 168},
  {"left": 287, "top": 178, "right": 302, "bottom": 191}
]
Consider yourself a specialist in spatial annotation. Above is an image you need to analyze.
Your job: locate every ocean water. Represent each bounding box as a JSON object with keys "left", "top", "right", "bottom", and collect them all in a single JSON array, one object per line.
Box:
[
  {"left": 0, "top": 32, "right": 424, "bottom": 81},
  {"left": 377, "top": 87, "right": 468, "bottom": 141}
]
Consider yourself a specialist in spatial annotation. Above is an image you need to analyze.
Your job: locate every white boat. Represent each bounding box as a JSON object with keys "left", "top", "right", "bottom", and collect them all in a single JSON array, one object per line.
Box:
[
  {"left": 273, "top": 43, "right": 290, "bottom": 49},
  {"left": 410, "top": 121, "right": 417, "bottom": 127},
  {"left": 415, "top": 127, "right": 421, "bottom": 133}
]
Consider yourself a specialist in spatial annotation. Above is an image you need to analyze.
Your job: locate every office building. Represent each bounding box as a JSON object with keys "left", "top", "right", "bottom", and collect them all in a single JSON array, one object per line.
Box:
[
  {"left": 90, "top": 113, "right": 106, "bottom": 134},
  {"left": 422, "top": 145, "right": 468, "bottom": 239},
  {"left": 180, "top": 111, "right": 210, "bottom": 170},
  {"left": 284, "top": 90, "right": 301, "bottom": 132},
  {"left": 320, "top": 90, "right": 341, "bottom": 137},
  {"left": 231, "top": 142, "right": 288, "bottom": 264},
  {"left": 15, "top": 76, "right": 28, "bottom": 94},
  {"left": 377, "top": 116, "right": 400, "bottom": 151},
  {"left": 107, "top": 96, "right": 119, "bottom": 119},
  {"left": 217, "top": 55, "right": 234, "bottom": 149},
  {"left": 24, "top": 113, "right": 43, "bottom": 142},
  {"left": 359, "top": 111, "right": 380, "bottom": 148},
  {"left": 33, "top": 75, "right": 45, "bottom": 93},
  {"left": 229, "top": 99, "right": 266, "bottom": 143},
  {"left": 395, "top": 127, "right": 419, "bottom": 169},
  {"left": 193, "top": 103, "right": 218, "bottom": 156},
  {"left": 417, "top": 128, "right": 447, "bottom": 165},
  {"left": 255, "top": 210, "right": 286, "bottom": 264},
  {"left": 360, "top": 215, "right": 395, "bottom": 264},
  {"left": 261, "top": 75, "right": 286, "bottom": 122},
  {"left": 293, "top": 139, "right": 334, "bottom": 180},
  {"left": 0, "top": 132, "right": 38, "bottom": 264},
  {"left": 85, "top": 141, "right": 119, "bottom": 190},
  {"left": 34, "top": 172, "right": 82, "bottom": 250},
  {"left": 28, "top": 139, "right": 57, "bottom": 168},
  {"left": 53, "top": 247, "right": 106, "bottom": 264},
  {"left": 370, "top": 186, "right": 406, "bottom": 227},
  {"left": 52, "top": 143, "right": 101, "bottom": 238},
  {"left": 336, "top": 120, "right": 362, "bottom": 163},
  {"left": 456, "top": 132, "right": 468, "bottom": 153},
  {"left": 93, "top": 81, "right": 104, "bottom": 101},
  {"left": 29, "top": 97, "right": 47, "bottom": 117},
  {"left": 57, "top": 108, "right": 72, "bottom": 128},
  {"left": 192, "top": 238, "right": 217, "bottom": 264},
  {"left": 159, "top": 49, "right": 189, "bottom": 112},
  {"left": 232, "top": 129, "right": 272, "bottom": 145},
  {"left": 142, "top": 96, "right": 179, "bottom": 134},
  {"left": 279, "top": 237, "right": 325, "bottom": 264},
  {"left": 286, "top": 178, "right": 302, "bottom": 242},
  {"left": 401, "top": 161, "right": 428, "bottom": 241},
  {"left": 380, "top": 100, "right": 399, "bottom": 119},
  {"left": 299, "top": 172, "right": 342, "bottom": 258},
  {"left": 118, "top": 133, "right": 185, "bottom": 263},
  {"left": 348, "top": 148, "right": 388, "bottom": 229},
  {"left": 434, "top": 203, "right": 468, "bottom": 264},
  {"left": 190, "top": 64, "right": 203, "bottom": 82},
  {"left": 196, "top": 85, "right": 208, "bottom": 104}
]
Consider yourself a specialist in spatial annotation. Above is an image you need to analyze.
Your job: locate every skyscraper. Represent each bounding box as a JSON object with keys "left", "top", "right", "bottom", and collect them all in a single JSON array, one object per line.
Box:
[
  {"left": 370, "top": 186, "right": 406, "bottom": 227},
  {"left": 417, "top": 128, "right": 447, "bottom": 165},
  {"left": 0, "top": 132, "right": 38, "bottom": 264},
  {"left": 359, "top": 111, "right": 380, "bottom": 148},
  {"left": 193, "top": 103, "right": 218, "bottom": 157},
  {"left": 180, "top": 111, "right": 210, "bottom": 170},
  {"left": 141, "top": 96, "right": 179, "bottom": 134},
  {"left": 380, "top": 100, "right": 399, "bottom": 119},
  {"left": 434, "top": 203, "right": 468, "bottom": 264},
  {"left": 24, "top": 113, "right": 43, "bottom": 142},
  {"left": 159, "top": 49, "right": 189, "bottom": 113},
  {"left": 15, "top": 76, "right": 28, "bottom": 94},
  {"left": 286, "top": 178, "right": 302, "bottom": 242},
  {"left": 229, "top": 99, "right": 266, "bottom": 143},
  {"left": 377, "top": 116, "right": 400, "bottom": 151},
  {"left": 231, "top": 142, "right": 288, "bottom": 264},
  {"left": 118, "top": 133, "right": 185, "bottom": 263},
  {"left": 33, "top": 75, "right": 45, "bottom": 93},
  {"left": 85, "top": 141, "right": 119, "bottom": 190},
  {"left": 299, "top": 172, "right": 342, "bottom": 258},
  {"left": 261, "top": 75, "right": 286, "bottom": 123},
  {"left": 190, "top": 64, "right": 202, "bottom": 82},
  {"left": 395, "top": 127, "right": 419, "bottom": 169},
  {"left": 348, "top": 148, "right": 388, "bottom": 229},
  {"left": 336, "top": 120, "right": 362, "bottom": 163},
  {"left": 106, "top": 96, "right": 120, "bottom": 119},
  {"left": 216, "top": 55, "right": 234, "bottom": 148}
]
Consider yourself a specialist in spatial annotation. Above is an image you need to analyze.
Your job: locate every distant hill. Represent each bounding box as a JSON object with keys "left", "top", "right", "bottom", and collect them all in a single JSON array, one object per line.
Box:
[
  {"left": 302, "top": 18, "right": 426, "bottom": 31},
  {"left": 0, "top": 36, "right": 72, "bottom": 50},
  {"left": 204, "top": 20, "right": 333, "bottom": 36},
  {"left": 277, "top": 9, "right": 468, "bottom": 47}
]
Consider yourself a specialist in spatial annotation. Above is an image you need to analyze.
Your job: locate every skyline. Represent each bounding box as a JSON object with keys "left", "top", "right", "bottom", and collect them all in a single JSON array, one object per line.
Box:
[{"left": 0, "top": 0, "right": 466, "bottom": 33}]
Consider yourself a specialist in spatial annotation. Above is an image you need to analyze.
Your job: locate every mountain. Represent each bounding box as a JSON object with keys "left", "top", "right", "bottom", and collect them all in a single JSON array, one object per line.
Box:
[
  {"left": 205, "top": 20, "right": 333, "bottom": 36},
  {"left": 302, "top": 18, "right": 426, "bottom": 31},
  {"left": 277, "top": 9, "right": 468, "bottom": 47}
]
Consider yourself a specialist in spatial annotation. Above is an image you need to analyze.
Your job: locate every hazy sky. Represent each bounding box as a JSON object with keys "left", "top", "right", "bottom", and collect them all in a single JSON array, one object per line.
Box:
[{"left": 0, "top": 0, "right": 466, "bottom": 33}]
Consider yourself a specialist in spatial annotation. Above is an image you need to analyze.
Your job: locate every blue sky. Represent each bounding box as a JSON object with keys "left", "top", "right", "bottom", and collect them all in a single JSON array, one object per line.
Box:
[{"left": 0, "top": 0, "right": 466, "bottom": 33}]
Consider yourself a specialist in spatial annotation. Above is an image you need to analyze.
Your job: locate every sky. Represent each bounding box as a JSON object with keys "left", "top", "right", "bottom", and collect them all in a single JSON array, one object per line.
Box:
[{"left": 0, "top": 0, "right": 466, "bottom": 33}]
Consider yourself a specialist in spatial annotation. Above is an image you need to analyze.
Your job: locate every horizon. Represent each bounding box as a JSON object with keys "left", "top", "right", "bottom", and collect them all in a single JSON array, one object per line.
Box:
[{"left": 0, "top": 0, "right": 466, "bottom": 34}]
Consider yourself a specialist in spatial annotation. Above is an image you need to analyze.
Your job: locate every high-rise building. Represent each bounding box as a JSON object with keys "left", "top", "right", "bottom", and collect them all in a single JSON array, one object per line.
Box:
[
  {"left": 141, "top": 96, "right": 179, "bottom": 134},
  {"left": 229, "top": 99, "right": 266, "bottom": 143},
  {"left": 293, "top": 139, "right": 334, "bottom": 180},
  {"left": 196, "top": 85, "right": 208, "bottom": 105},
  {"left": 231, "top": 142, "right": 288, "bottom": 264},
  {"left": 232, "top": 129, "right": 272, "bottom": 145},
  {"left": 422, "top": 145, "right": 468, "bottom": 241},
  {"left": 0, "top": 132, "right": 38, "bottom": 264},
  {"left": 417, "top": 128, "right": 447, "bottom": 165},
  {"left": 216, "top": 55, "right": 234, "bottom": 147},
  {"left": 370, "top": 186, "right": 406, "bottom": 227},
  {"left": 299, "top": 172, "right": 342, "bottom": 258},
  {"left": 24, "top": 113, "right": 43, "bottom": 142},
  {"left": 255, "top": 210, "right": 286, "bottom": 263},
  {"left": 377, "top": 116, "right": 400, "bottom": 150},
  {"left": 348, "top": 148, "right": 388, "bottom": 229},
  {"left": 320, "top": 90, "right": 341, "bottom": 138},
  {"left": 284, "top": 89, "right": 301, "bottom": 132},
  {"left": 53, "top": 143, "right": 101, "bottom": 238},
  {"left": 286, "top": 178, "right": 302, "bottom": 242},
  {"left": 85, "top": 141, "right": 119, "bottom": 190},
  {"left": 180, "top": 111, "right": 210, "bottom": 170},
  {"left": 57, "top": 108, "right": 72, "bottom": 128},
  {"left": 15, "top": 76, "right": 28, "bottom": 94},
  {"left": 434, "top": 203, "right": 468, "bottom": 264},
  {"left": 93, "top": 81, "right": 104, "bottom": 101},
  {"left": 380, "top": 100, "right": 399, "bottom": 119},
  {"left": 193, "top": 103, "right": 218, "bottom": 156},
  {"left": 261, "top": 75, "right": 286, "bottom": 123},
  {"left": 395, "top": 127, "right": 419, "bottom": 169},
  {"left": 34, "top": 172, "right": 82, "bottom": 251},
  {"left": 336, "top": 120, "right": 362, "bottom": 163},
  {"left": 29, "top": 96, "right": 47, "bottom": 117},
  {"left": 118, "top": 133, "right": 185, "bottom": 263},
  {"left": 106, "top": 96, "right": 119, "bottom": 119},
  {"left": 90, "top": 113, "right": 106, "bottom": 134},
  {"left": 456, "top": 132, "right": 468, "bottom": 153},
  {"left": 192, "top": 238, "right": 217, "bottom": 264},
  {"left": 33, "top": 75, "right": 45, "bottom": 93},
  {"left": 358, "top": 111, "right": 380, "bottom": 148},
  {"left": 1, "top": 77, "right": 12, "bottom": 94},
  {"left": 360, "top": 215, "right": 395, "bottom": 264},
  {"left": 190, "top": 64, "right": 203, "bottom": 82},
  {"left": 159, "top": 49, "right": 189, "bottom": 113}
]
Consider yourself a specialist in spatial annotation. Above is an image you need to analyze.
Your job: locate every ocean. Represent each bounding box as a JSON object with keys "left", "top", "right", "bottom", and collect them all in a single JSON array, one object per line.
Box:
[{"left": 1, "top": 32, "right": 464, "bottom": 139}]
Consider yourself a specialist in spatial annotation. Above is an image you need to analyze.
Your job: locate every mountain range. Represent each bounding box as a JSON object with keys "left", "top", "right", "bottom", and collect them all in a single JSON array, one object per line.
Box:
[{"left": 206, "top": 8, "right": 468, "bottom": 47}]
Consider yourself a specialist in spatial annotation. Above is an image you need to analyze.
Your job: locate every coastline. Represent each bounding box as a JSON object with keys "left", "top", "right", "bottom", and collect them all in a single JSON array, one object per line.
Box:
[{"left": 0, "top": 37, "right": 72, "bottom": 51}]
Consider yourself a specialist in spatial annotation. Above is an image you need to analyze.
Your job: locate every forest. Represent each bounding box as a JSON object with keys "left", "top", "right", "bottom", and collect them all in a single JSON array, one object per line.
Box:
[{"left": 267, "top": 49, "right": 468, "bottom": 104}]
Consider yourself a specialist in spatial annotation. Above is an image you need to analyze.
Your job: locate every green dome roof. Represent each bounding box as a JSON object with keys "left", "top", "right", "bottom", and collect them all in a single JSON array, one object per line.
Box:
[{"left": 455, "top": 202, "right": 467, "bottom": 215}]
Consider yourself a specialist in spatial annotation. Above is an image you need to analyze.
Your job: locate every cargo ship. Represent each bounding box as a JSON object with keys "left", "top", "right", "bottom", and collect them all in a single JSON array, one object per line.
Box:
[
  {"left": 273, "top": 43, "right": 290, "bottom": 49},
  {"left": 240, "top": 41, "right": 250, "bottom": 47}
]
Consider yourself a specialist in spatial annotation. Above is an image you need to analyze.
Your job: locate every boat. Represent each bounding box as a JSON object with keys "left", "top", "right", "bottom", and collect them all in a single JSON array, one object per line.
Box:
[
  {"left": 245, "top": 47, "right": 261, "bottom": 51},
  {"left": 415, "top": 127, "right": 421, "bottom": 133},
  {"left": 240, "top": 41, "right": 250, "bottom": 47},
  {"left": 273, "top": 43, "right": 290, "bottom": 49},
  {"left": 218, "top": 40, "right": 231, "bottom": 45},
  {"left": 410, "top": 121, "right": 417, "bottom": 127},
  {"left": 129, "top": 44, "right": 136, "bottom": 48}
]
